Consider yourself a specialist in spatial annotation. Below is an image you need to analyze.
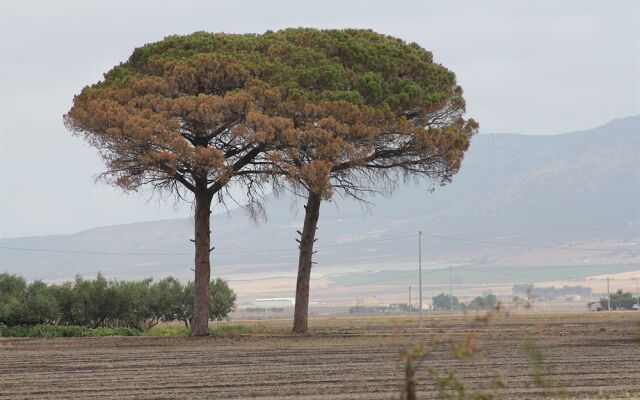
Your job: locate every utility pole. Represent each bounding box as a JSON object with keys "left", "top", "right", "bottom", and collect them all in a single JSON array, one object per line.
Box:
[
  {"left": 607, "top": 277, "right": 611, "bottom": 311},
  {"left": 636, "top": 278, "right": 639, "bottom": 311},
  {"left": 418, "top": 231, "right": 423, "bottom": 328},
  {"left": 449, "top": 265, "right": 453, "bottom": 314},
  {"left": 409, "top": 286, "right": 412, "bottom": 314}
]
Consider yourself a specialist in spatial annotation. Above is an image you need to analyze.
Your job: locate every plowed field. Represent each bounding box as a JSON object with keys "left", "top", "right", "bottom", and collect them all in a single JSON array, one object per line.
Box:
[{"left": 1, "top": 313, "right": 638, "bottom": 399}]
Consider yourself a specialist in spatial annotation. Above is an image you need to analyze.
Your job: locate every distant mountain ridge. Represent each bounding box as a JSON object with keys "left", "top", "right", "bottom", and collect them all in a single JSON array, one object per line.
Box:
[{"left": 1, "top": 116, "right": 638, "bottom": 282}]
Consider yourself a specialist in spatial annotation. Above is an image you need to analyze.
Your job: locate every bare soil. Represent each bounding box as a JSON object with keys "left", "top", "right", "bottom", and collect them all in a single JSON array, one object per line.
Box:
[{"left": 1, "top": 312, "right": 638, "bottom": 399}]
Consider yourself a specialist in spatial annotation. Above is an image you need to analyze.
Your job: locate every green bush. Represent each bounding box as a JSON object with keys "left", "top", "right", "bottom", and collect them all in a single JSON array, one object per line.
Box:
[
  {"left": 144, "top": 325, "right": 190, "bottom": 337},
  {"left": 91, "top": 327, "right": 141, "bottom": 337},
  {"left": 468, "top": 293, "right": 498, "bottom": 310},
  {"left": 56, "top": 325, "right": 91, "bottom": 337},
  {"left": 209, "top": 324, "right": 253, "bottom": 336},
  {"left": 0, "top": 324, "right": 141, "bottom": 338},
  {"left": 432, "top": 293, "right": 460, "bottom": 311},
  {"left": 210, "top": 279, "right": 237, "bottom": 321},
  {"left": 0, "top": 324, "right": 89, "bottom": 337},
  {"left": 0, "top": 273, "right": 28, "bottom": 325},
  {"left": 600, "top": 290, "right": 638, "bottom": 310},
  {"left": 144, "top": 324, "right": 252, "bottom": 337}
]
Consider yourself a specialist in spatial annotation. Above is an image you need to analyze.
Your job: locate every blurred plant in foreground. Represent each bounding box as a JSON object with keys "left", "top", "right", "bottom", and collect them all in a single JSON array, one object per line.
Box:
[
  {"left": 400, "top": 300, "right": 568, "bottom": 399},
  {"left": 522, "top": 340, "right": 566, "bottom": 396}
]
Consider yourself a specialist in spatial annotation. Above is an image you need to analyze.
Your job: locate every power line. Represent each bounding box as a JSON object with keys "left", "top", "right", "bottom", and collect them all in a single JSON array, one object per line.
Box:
[
  {"left": 318, "top": 234, "right": 416, "bottom": 248},
  {"left": 313, "top": 265, "right": 639, "bottom": 287},
  {"left": 228, "top": 268, "right": 449, "bottom": 286},
  {"left": 227, "top": 271, "right": 361, "bottom": 282},
  {"left": 229, "top": 269, "right": 431, "bottom": 284},
  {"left": 0, "top": 246, "right": 191, "bottom": 257},
  {"left": 330, "top": 266, "right": 458, "bottom": 287},
  {"left": 0, "top": 234, "right": 415, "bottom": 257},
  {"left": 447, "top": 263, "right": 640, "bottom": 282},
  {"left": 418, "top": 232, "right": 638, "bottom": 253},
  {"left": 0, "top": 230, "right": 636, "bottom": 257}
]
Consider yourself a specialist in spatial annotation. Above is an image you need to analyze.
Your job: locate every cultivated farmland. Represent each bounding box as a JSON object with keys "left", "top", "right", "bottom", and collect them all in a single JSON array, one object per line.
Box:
[{"left": 0, "top": 312, "right": 638, "bottom": 399}]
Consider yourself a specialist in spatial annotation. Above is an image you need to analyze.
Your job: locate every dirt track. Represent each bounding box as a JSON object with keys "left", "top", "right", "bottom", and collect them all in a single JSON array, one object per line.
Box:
[{"left": 1, "top": 313, "right": 638, "bottom": 399}]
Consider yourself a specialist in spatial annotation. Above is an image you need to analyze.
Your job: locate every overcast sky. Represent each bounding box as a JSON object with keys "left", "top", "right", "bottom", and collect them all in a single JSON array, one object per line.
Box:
[{"left": 1, "top": 0, "right": 638, "bottom": 239}]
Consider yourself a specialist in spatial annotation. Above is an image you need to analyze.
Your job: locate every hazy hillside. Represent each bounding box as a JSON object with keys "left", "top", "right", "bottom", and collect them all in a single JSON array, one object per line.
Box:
[{"left": 1, "top": 116, "right": 638, "bottom": 282}]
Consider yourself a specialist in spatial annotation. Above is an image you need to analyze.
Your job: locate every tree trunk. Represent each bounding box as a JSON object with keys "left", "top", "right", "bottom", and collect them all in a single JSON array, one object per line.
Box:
[
  {"left": 292, "top": 191, "right": 322, "bottom": 334},
  {"left": 190, "top": 190, "right": 213, "bottom": 337}
]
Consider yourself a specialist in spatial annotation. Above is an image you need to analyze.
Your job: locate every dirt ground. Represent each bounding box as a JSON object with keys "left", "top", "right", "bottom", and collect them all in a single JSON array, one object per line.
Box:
[{"left": 1, "top": 312, "right": 638, "bottom": 399}]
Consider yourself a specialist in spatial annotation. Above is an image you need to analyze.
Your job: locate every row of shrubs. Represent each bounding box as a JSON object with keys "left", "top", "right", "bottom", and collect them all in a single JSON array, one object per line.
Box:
[
  {"left": 0, "top": 273, "right": 236, "bottom": 331},
  {"left": 145, "top": 324, "right": 254, "bottom": 337},
  {"left": 349, "top": 294, "right": 500, "bottom": 314},
  {"left": 431, "top": 293, "right": 499, "bottom": 311},
  {"left": 0, "top": 323, "right": 141, "bottom": 337},
  {"left": 599, "top": 290, "right": 640, "bottom": 310},
  {"left": 0, "top": 322, "right": 253, "bottom": 338}
]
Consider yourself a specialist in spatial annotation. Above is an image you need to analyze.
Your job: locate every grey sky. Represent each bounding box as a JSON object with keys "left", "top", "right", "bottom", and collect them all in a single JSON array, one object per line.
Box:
[{"left": 1, "top": 0, "right": 638, "bottom": 239}]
